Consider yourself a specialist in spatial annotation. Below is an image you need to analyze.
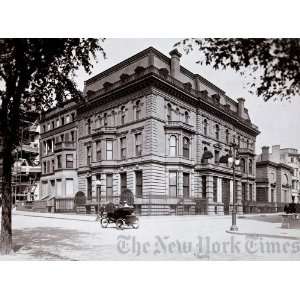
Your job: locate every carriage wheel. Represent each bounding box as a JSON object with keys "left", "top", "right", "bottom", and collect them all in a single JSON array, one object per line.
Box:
[
  {"left": 132, "top": 219, "right": 139, "bottom": 229},
  {"left": 101, "top": 218, "right": 109, "bottom": 228},
  {"left": 116, "top": 219, "right": 124, "bottom": 230}
]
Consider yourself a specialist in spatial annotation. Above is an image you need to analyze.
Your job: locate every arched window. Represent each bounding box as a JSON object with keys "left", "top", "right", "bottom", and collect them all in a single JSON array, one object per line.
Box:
[
  {"left": 240, "top": 158, "right": 246, "bottom": 173},
  {"left": 215, "top": 124, "right": 220, "bottom": 140},
  {"left": 121, "top": 106, "right": 126, "bottom": 125},
  {"left": 176, "top": 107, "right": 180, "bottom": 121},
  {"left": 184, "top": 111, "right": 189, "bottom": 124},
  {"left": 203, "top": 119, "right": 208, "bottom": 136},
  {"left": 183, "top": 137, "right": 190, "bottom": 159},
  {"left": 225, "top": 129, "right": 229, "bottom": 144},
  {"left": 282, "top": 174, "right": 289, "bottom": 186},
  {"left": 103, "top": 113, "right": 108, "bottom": 126},
  {"left": 249, "top": 159, "right": 253, "bottom": 175},
  {"left": 136, "top": 100, "right": 141, "bottom": 120},
  {"left": 169, "top": 135, "right": 177, "bottom": 157},
  {"left": 111, "top": 111, "right": 116, "bottom": 126},
  {"left": 95, "top": 115, "right": 101, "bottom": 128},
  {"left": 167, "top": 103, "right": 172, "bottom": 121}
]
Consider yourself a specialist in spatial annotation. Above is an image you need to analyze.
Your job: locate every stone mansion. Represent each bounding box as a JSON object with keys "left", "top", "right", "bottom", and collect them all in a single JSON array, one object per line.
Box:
[{"left": 39, "top": 47, "right": 260, "bottom": 215}]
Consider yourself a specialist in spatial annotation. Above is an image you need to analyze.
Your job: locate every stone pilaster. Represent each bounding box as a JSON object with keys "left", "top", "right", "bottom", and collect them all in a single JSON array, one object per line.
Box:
[
  {"left": 217, "top": 177, "right": 224, "bottom": 215},
  {"left": 206, "top": 175, "right": 215, "bottom": 215}
]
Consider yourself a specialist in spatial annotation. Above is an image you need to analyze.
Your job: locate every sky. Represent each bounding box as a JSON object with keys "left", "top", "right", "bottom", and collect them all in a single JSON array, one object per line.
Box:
[{"left": 74, "top": 38, "right": 300, "bottom": 154}]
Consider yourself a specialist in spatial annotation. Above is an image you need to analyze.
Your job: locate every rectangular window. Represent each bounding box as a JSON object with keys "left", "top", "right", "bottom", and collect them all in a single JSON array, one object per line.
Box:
[
  {"left": 57, "top": 155, "right": 62, "bottom": 169},
  {"left": 66, "top": 179, "right": 74, "bottom": 197},
  {"left": 249, "top": 184, "right": 252, "bottom": 201},
  {"left": 66, "top": 115, "right": 70, "bottom": 124},
  {"left": 87, "top": 177, "right": 92, "bottom": 200},
  {"left": 61, "top": 117, "right": 64, "bottom": 126},
  {"left": 56, "top": 119, "right": 60, "bottom": 127},
  {"left": 56, "top": 179, "right": 62, "bottom": 197},
  {"left": 242, "top": 182, "right": 246, "bottom": 202},
  {"left": 46, "top": 161, "right": 50, "bottom": 174},
  {"left": 135, "top": 133, "right": 142, "bottom": 156},
  {"left": 120, "top": 173, "right": 127, "bottom": 193},
  {"left": 66, "top": 154, "right": 73, "bottom": 168},
  {"left": 135, "top": 171, "right": 143, "bottom": 197},
  {"left": 270, "top": 188, "right": 274, "bottom": 203},
  {"left": 42, "top": 181, "right": 48, "bottom": 197},
  {"left": 213, "top": 177, "right": 218, "bottom": 202},
  {"left": 120, "top": 137, "right": 127, "bottom": 159},
  {"left": 51, "top": 159, "right": 55, "bottom": 173},
  {"left": 96, "top": 141, "right": 101, "bottom": 161},
  {"left": 169, "top": 172, "right": 177, "bottom": 197},
  {"left": 183, "top": 173, "right": 190, "bottom": 198},
  {"left": 87, "top": 146, "right": 91, "bottom": 166},
  {"left": 51, "top": 121, "right": 55, "bottom": 129},
  {"left": 106, "top": 174, "right": 113, "bottom": 198},
  {"left": 70, "top": 131, "right": 75, "bottom": 142},
  {"left": 87, "top": 119, "right": 91, "bottom": 135},
  {"left": 202, "top": 176, "right": 207, "bottom": 198},
  {"left": 43, "top": 162, "right": 46, "bottom": 174},
  {"left": 106, "top": 140, "right": 113, "bottom": 160}
]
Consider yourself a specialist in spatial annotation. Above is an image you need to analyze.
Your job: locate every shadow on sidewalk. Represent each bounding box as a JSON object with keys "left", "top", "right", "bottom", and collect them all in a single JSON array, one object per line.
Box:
[{"left": 12, "top": 227, "right": 91, "bottom": 260}]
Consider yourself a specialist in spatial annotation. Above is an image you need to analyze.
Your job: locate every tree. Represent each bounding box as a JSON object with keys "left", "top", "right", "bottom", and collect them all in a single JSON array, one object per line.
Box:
[
  {"left": 0, "top": 38, "right": 105, "bottom": 254},
  {"left": 174, "top": 38, "right": 300, "bottom": 101}
]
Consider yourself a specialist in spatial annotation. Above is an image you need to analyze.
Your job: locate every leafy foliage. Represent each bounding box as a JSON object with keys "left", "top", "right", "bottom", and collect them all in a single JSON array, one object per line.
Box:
[
  {"left": 0, "top": 38, "right": 105, "bottom": 254},
  {"left": 174, "top": 38, "right": 300, "bottom": 101}
]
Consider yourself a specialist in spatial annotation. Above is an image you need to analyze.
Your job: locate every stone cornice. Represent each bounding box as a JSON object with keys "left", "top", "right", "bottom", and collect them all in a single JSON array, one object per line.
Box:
[
  {"left": 256, "top": 160, "right": 293, "bottom": 172},
  {"left": 40, "top": 121, "right": 77, "bottom": 139},
  {"left": 79, "top": 70, "right": 259, "bottom": 137}
]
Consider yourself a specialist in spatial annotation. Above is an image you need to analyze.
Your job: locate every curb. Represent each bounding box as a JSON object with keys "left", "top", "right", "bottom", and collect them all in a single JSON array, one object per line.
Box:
[
  {"left": 225, "top": 230, "right": 300, "bottom": 241},
  {"left": 13, "top": 212, "right": 96, "bottom": 223}
]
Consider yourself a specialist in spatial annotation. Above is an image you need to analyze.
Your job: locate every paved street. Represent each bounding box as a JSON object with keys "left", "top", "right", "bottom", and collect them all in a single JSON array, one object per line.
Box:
[{"left": 1, "top": 212, "right": 300, "bottom": 260}]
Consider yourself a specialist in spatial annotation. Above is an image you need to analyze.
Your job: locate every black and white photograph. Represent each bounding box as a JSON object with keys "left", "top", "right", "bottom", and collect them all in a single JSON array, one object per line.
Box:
[
  {"left": 0, "top": 1, "right": 299, "bottom": 299},
  {"left": 1, "top": 37, "right": 300, "bottom": 261}
]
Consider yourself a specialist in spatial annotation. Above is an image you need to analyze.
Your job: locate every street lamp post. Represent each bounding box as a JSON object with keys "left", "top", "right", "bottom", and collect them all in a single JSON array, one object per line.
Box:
[{"left": 220, "top": 142, "right": 240, "bottom": 231}]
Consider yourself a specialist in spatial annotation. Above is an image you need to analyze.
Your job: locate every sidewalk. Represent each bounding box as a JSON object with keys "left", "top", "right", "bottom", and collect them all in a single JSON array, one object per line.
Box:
[{"left": 13, "top": 210, "right": 300, "bottom": 240}]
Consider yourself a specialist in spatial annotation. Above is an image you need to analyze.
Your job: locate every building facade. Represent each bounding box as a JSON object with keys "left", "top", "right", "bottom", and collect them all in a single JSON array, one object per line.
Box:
[
  {"left": 39, "top": 100, "right": 78, "bottom": 212},
  {"left": 279, "top": 147, "right": 300, "bottom": 203},
  {"left": 40, "top": 47, "right": 260, "bottom": 215},
  {"left": 256, "top": 146, "right": 293, "bottom": 211}
]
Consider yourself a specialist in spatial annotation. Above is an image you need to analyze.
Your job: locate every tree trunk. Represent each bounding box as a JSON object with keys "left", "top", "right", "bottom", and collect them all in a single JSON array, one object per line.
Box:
[{"left": 0, "top": 133, "right": 13, "bottom": 254}]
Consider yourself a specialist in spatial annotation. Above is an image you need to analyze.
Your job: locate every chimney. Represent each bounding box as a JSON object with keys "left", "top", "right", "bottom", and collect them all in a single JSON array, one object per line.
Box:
[
  {"left": 271, "top": 145, "right": 281, "bottom": 163},
  {"left": 169, "top": 49, "right": 182, "bottom": 79},
  {"left": 261, "top": 146, "right": 270, "bottom": 161},
  {"left": 237, "top": 97, "right": 245, "bottom": 118}
]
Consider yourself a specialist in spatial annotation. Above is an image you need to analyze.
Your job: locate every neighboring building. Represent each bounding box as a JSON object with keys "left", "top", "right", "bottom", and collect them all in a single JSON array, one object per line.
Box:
[
  {"left": 12, "top": 120, "right": 41, "bottom": 203},
  {"left": 39, "top": 47, "right": 260, "bottom": 215},
  {"left": 279, "top": 147, "right": 300, "bottom": 203},
  {"left": 0, "top": 112, "right": 41, "bottom": 204},
  {"left": 256, "top": 146, "right": 293, "bottom": 212},
  {"left": 39, "top": 100, "right": 78, "bottom": 212}
]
